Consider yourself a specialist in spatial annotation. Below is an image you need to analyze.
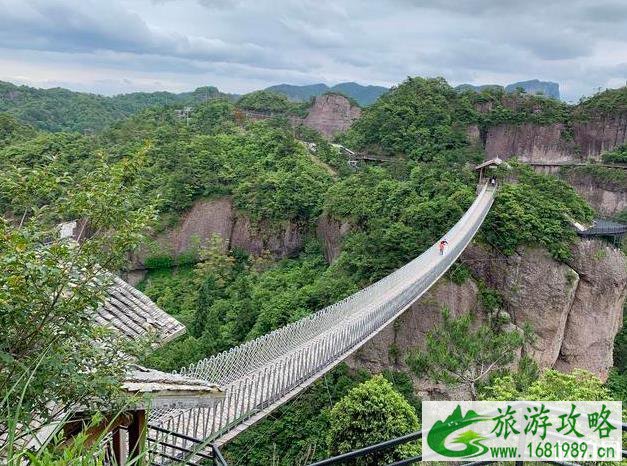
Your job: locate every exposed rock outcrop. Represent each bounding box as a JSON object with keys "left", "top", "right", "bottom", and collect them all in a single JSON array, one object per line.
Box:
[
  {"left": 484, "top": 123, "right": 577, "bottom": 163},
  {"left": 556, "top": 240, "right": 627, "bottom": 379},
  {"left": 134, "top": 197, "right": 306, "bottom": 269},
  {"left": 462, "top": 244, "right": 579, "bottom": 369},
  {"left": 483, "top": 114, "right": 627, "bottom": 163},
  {"left": 346, "top": 239, "right": 626, "bottom": 393},
  {"left": 315, "top": 214, "right": 352, "bottom": 264},
  {"left": 303, "top": 94, "right": 361, "bottom": 139},
  {"left": 560, "top": 169, "right": 627, "bottom": 217},
  {"left": 573, "top": 114, "right": 627, "bottom": 160},
  {"left": 349, "top": 279, "right": 480, "bottom": 374}
]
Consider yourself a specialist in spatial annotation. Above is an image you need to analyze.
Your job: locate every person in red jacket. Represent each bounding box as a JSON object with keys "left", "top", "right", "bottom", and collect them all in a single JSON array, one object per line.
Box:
[{"left": 439, "top": 239, "right": 448, "bottom": 255}]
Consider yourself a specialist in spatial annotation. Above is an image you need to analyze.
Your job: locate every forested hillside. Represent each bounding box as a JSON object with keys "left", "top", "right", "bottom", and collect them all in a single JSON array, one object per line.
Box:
[
  {"left": 0, "top": 80, "right": 233, "bottom": 132},
  {"left": 1, "top": 76, "right": 624, "bottom": 465}
]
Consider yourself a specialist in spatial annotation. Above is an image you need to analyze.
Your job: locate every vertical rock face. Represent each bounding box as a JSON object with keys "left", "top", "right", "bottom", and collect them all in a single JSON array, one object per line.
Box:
[
  {"left": 462, "top": 244, "right": 579, "bottom": 369},
  {"left": 482, "top": 114, "right": 627, "bottom": 163},
  {"left": 484, "top": 123, "right": 577, "bottom": 163},
  {"left": 478, "top": 112, "right": 627, "bottom": 215},
  {"left": 303, "top": 94, "right": 361, "bottom": 139},
  {"left": 166, "top": 198, "right": 234, "bottom": 254},
  {"left": 315, "top": 214, "right": 352, "bottom": 264},
  {"left": 348, "top": 279, "right": 480, "bottom": 370},
  {"left": 230, "top": 213, "right": 306, "bottom": 257},
  {"left": 572, "top": 114, "right": 627, "bottom": 159},
  {"left": 560, "top": 169, "right": 627, "bottom": 217},
  {"left": 347, "top": 278, "right": 481, "bottom": 400},
  {"left": 345, "top": 239, "right": 626, "bottom": 391},
  {"left": 466, "top": 124, "right": 482, "bottom": 146},
  {"left": 133, "top": 197, "right": 306, "bottom": 268},
  {"left": 556, "top": 240, "right": 627, "bottom": 379}
]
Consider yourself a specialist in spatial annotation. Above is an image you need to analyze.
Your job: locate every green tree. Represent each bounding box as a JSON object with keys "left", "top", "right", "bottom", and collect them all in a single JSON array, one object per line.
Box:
[
  {"left": 326, "top": 375, "right": 420, "bottom": 465},
  {"left": 237, "top": 90, "right": 294, "bottom": 113},
  {"left": 484, "top": 163, "right": 594, "bottom": 261},
  {"left": 482, "top": 369, "right": 611, "bottom": 401},
  {"left": 407, "top": 309, "right": 526, "bottom": 400},
  {"left": 0, "top": 151, "right": 156, "bottom": 453},
  {"left": 340, "top": 77, "right": 474, "bottom": 160}
]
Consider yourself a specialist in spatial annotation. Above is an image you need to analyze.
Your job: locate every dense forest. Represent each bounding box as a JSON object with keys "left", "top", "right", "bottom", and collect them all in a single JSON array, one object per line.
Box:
[{"left": 1, "top": 77, "right": 625, "bottom": 465}]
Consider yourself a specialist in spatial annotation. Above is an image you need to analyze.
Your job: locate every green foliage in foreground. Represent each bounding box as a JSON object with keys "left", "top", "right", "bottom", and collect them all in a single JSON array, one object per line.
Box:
[
  {"left": 224, "top": 366, "right": 420, "bottom": 466},
  {"left": 327, "top": 375, "right": 420, "bottom": 465},
  {"left": 0, "top": 152, "right": 156, "bottom": 452},
  {"left": 224, "top": 364, "right": 369, "bottom": 465},
  {"left": 484, "top": 163, "right": 594, "bottom": 260}
]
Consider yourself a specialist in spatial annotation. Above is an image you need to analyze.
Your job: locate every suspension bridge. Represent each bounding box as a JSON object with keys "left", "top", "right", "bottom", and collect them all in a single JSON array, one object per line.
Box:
[{"left": 146, "top": 183, "right": 496, "bottom": 464}]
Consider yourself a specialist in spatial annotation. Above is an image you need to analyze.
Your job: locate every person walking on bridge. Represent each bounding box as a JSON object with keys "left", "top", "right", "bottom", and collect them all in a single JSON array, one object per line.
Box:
[{"left": 439, "top": 239, "right": 448, "bottom": 256}]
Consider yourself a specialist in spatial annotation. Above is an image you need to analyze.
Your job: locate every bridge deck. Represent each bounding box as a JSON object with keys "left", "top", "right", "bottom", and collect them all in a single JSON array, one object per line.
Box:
[{"left": 147, "top": 185, "right": 496, "bottom": 463}]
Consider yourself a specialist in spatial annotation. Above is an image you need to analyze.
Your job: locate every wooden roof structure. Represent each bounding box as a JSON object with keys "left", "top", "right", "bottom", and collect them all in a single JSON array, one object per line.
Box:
[
  {"left": 97, "top": 276, "right": 186, "bottom": 346},
  {"left": 57, "top": 221, "right": 185, "bottom": 345},
  {"left": 122, "top": 365, "right": 223, "bottom": 409},
  {"left": 474, "top": 156, "right": 506, "bottom": 171}
]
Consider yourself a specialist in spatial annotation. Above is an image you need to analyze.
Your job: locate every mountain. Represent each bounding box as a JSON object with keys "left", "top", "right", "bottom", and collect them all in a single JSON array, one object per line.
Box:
[
  {"left": 264, "top": 83, "right": 329, "bottom": 102},
  {"left": 505, "top": 79, "right": 560, "bottom": 99},
  {"left": 265, "top": 82, "right": 388, "bottom": 106},
  {"left": 456, "top": 79, "right": 560, "bottom": 99},
  {"left": 0, "top": 81, "right": 235, "bottom": 132}
]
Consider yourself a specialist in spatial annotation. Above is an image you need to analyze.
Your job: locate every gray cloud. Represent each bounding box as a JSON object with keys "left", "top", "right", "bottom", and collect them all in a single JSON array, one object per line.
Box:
[{"left": 0, "top": 0, "right": 625, "bottom": 101}]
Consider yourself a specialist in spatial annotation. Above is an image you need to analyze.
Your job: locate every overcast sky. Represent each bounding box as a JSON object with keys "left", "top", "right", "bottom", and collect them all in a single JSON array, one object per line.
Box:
[{"left": 0, "top": 0, "right": 626, "bottom": 102}]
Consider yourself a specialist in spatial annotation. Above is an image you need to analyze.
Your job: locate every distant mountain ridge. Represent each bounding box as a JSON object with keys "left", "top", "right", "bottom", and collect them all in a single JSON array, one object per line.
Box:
[
  {"left": 265, "top": 82, "right": 388, "bottom": 106},
  {"left": 456, "top": 79, "right": 560, "bottom": 99}
]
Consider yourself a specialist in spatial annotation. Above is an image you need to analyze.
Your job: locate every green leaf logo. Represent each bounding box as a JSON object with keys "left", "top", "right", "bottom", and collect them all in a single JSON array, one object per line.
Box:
[{"left": 427, "top": 405, "right": 490, "bottom": 458}]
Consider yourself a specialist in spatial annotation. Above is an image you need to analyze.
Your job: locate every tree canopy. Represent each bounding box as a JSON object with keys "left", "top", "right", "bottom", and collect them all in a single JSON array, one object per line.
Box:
[
  {"left": 326, "top": 375, "right": 420, "bottom": 465},
  {"left": 0, "top": 151, "right": 156, "bottom": 453}
]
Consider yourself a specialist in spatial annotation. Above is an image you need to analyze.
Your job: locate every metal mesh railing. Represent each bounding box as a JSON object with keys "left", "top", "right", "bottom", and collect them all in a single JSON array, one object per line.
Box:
[{"left": 147, "top": 184, "right": 495, "bottom": 460}]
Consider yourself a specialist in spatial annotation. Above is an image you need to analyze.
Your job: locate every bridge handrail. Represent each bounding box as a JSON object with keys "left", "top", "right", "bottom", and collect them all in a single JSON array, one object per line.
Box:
[
  {"left": 171, "top": 185, "right": 489, "bottom": 386},
  {"left": 147, "top": 184, "right": 495, "bottom": 454}
]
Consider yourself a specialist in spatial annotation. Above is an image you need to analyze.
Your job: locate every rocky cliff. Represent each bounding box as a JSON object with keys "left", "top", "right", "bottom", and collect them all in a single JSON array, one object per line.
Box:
[
  {"left": 560, "top": 168, "right": 627, "bottom": 217},
  {"left": 133, "top": 197, "right": 306, "bottom": 270},
  {"left": 484, "top": 123, "right": 577, "bottom": 163},
  {"left": 477, "top": 109, "right": 627, "bottom": 216},
  {"left": 483, "top": 114, "right": 627, "bottom": 163},
  {"left": 303, "top": 94, "right": 361, "bottom": 139},
  {"left": 347, "top": 239, "right": 626, "bottom": 396},
  {"left": 315, "top": 213, "right": 351, "bottom": 264}
]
